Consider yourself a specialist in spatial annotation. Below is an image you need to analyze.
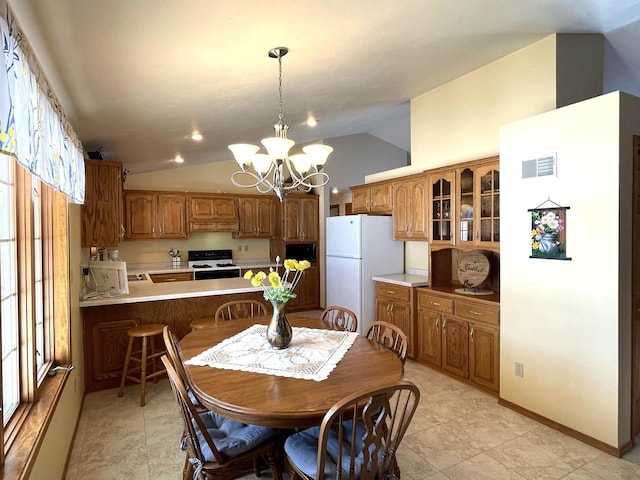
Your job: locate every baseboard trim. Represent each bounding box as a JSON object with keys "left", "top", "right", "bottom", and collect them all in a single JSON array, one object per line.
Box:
[{"left": 498, "top": 397, "right": 634, "bottom": 458}]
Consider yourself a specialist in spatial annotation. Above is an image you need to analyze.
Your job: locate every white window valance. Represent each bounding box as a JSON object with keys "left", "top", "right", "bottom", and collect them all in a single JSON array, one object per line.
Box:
[{"left": 0, "top": 1, "right": 84, "bottom": 203}]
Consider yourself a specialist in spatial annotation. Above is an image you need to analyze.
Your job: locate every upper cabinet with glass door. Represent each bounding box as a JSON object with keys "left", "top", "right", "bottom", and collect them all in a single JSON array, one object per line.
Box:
[
  {"left": 428, "top": 171, "right": 455, "bottom": 247},
  {"left": 456, "top": 158, "right": 499, "bottom": 250}
]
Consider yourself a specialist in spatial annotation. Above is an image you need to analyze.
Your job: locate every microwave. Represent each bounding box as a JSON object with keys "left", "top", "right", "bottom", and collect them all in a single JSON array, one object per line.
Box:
[{"left": 284, "top": 243, "right": 317, "bottom": 263}]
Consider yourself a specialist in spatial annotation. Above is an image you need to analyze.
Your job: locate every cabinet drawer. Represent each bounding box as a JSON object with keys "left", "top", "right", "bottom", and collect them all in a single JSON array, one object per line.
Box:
[
  {"left": 189, "top": 221, "right": 240, "bottom": 233},
  {"left": 375, "top": 283, "right": 411, "bottom": 302},
  {"left": 149, "top": 272, "right": 194, "bottom": 283},
  {"left": 417, "top": 292, "right": 453, "bottom": 314},
  {"left": 454, "top": 300, "right": 499, "bottom": 326}
]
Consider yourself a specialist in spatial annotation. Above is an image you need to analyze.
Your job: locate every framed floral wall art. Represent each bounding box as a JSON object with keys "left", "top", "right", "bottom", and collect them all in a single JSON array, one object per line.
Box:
[{"left": 529, "top": 200, "right": 571, "bottom": 260}]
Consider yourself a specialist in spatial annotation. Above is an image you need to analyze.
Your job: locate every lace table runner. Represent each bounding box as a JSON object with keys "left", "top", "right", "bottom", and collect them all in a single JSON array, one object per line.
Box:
[{"left": 185, "top": 324, "right": 358, "bottom": 381}]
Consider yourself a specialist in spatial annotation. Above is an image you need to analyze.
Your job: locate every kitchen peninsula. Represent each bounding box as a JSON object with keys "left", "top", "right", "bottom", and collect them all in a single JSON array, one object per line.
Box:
[{"left": 80, "top": 270, "right": 271, "bottom": 392}]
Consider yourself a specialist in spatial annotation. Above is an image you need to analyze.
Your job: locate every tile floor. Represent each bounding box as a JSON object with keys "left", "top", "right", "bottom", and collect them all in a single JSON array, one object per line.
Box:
[{"left": 65, "top": 352, "right": 640, "bottom": 479}]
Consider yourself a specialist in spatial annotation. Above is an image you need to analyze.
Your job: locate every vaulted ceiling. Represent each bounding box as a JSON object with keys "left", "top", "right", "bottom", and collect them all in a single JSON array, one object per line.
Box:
[{"left": 12, "top": 0, "right": 640, "bottom": 174}]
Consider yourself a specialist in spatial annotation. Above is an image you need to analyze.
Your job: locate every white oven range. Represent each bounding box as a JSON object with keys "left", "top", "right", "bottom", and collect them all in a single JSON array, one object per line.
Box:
[{"left": 188, "top": 249, "right": 241, "bottom": 280}]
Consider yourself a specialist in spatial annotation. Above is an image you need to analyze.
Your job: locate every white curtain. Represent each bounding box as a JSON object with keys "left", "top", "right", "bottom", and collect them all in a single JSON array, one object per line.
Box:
[{"left": 0, "top": 1, "right": 84, "bottom": 203}]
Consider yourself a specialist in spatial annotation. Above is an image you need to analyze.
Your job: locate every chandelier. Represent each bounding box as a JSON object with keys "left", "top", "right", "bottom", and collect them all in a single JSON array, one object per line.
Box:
[{"left": 229, "top": 47, "right": 333, "bottom": 202}]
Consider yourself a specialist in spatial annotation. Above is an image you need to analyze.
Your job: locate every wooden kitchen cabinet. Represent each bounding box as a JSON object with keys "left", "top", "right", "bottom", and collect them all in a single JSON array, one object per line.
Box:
[
  {"left": 124, "top": 191, "right": 187, "bottom": 239},
  {"left": 82, "top": 290, "right": 266, "bottom": 392},
  {"left": 457, "top": 159, "right": 500, "bottom": 249},
  {"left": 374, "top": 282, "right": 415, "bottom": 358},
  {"left": 282, "top": 195, "right": 319, "bottom": 242},
  {"left": 234, "top": 196, "right": 276, "bottom": 238},
  {"left": 350, "top": 181, "right": 393, "bottom": 214},
  {"left": 287, "top": 265, "right": 320, "bottom": 311},
  {"left": 467, "top": 319, "right": 500, "bottom": 392},
  {"left": 428, "top": 171, "right": 455, "bottom": 246},
  {"left": 82, "top": 159, "right": 123, "bottom": 247},
  {"left": 416, "top": 288, "right": 500, "bottom": 394},
  {"left": 441, "top": 315, "right": 469, "bottom": 378},
  {"left": 187, "top": 194, "right": 239, "bottom": 233},
  {"left": 392, "top": 174, "right": 427, "bottom": 241},
  {"left": 416, "top": 291, "right": 453, "bottom": 367}
]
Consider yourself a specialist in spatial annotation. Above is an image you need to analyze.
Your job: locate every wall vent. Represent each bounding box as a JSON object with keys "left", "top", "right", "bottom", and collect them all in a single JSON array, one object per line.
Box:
[{"left": 522, "top": 153, "right": 556, "bottom": 179}]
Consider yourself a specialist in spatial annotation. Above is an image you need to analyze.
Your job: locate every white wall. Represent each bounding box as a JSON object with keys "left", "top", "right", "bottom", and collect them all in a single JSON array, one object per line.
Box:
[{"left": 499, "top": 91, "right": 640, "bottom": 448}]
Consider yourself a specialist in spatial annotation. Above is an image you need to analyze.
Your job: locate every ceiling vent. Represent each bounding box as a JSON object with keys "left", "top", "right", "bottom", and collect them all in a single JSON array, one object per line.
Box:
[{"left": 522, "top": 153, "right": 556, "bottom": 179}]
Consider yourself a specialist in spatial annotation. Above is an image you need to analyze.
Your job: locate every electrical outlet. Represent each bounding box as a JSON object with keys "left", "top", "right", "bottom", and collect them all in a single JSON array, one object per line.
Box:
[
  {"left": 515, "top": 362, "right": 524, "bottom": 377},
  {"left": 237, "top": 245, "right": 242, "bottom": 251},
  {"left": 244, "top": 245, "right": 249, "bottom": 251}
]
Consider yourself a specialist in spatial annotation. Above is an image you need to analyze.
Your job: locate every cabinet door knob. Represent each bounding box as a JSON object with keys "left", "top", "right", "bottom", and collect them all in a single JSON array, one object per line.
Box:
[
  {"left": 469, "top": 310, "right": 483, "bottom": 316},
  {"left": 429, "top": 301, "right": 440, "bottom": 306},
  {"left": 470, "top": 326, "right": 475, "bottom": 340},
  {"left": 435, "top": 318, "right": 439, "bottom": 328},
  {"left": 442, "top": 319, "right": 446, "bottom": 331}
]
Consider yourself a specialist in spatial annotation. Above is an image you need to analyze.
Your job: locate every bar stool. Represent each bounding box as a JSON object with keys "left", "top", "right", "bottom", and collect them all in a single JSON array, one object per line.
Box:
[
  {"left": 190, "top": 317, "right": 215, "bottom": 331},
  {"left": 118, "top": 323, "right": 166, "bottom": 406}
]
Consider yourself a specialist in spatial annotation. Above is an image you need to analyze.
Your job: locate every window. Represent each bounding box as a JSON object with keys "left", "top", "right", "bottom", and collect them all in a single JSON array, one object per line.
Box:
[
  {"left": 0, "top": 155, "right": 70, "bottom": 460},
  {"left": 1, "top": 155, "right": 19, "bottom": 425}
]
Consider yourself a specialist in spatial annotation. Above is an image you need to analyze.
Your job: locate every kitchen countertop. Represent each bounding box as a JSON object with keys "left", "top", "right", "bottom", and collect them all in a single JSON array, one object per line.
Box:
[
  {"left": 80, "top": 258, "right": 279, "bottom": 307},
  {"left": 79, "top": 277, "right": 265, "bottom": 307},
  {"left": 372, "top": 273, "right": 429, "bottom": 287}
]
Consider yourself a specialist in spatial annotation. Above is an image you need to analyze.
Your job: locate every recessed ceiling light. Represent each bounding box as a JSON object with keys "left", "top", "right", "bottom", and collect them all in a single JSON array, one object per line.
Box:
[
  {"left": 331, "top": 187, "right": 338, "bottom": 194},
  {"left": 191, "top": 132, "right": 203, "bottom": 141},
  {"left": 306, "top": 116, "right": 317, "bottom": 127},
  {"left": 174, "top": 155, "right": 184, "bottom": 163}
]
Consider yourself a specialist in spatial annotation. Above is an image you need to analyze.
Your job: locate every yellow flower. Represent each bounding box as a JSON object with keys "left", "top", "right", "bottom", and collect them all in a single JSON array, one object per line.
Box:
[
  {"left": 243, "top": 270, "right": 253, "bottom": 280},
  {"left": 284, "top": 259, "right": 298, "bottom": 271},
  {"left": 268, "top": 272, "right": 282, "bottom": 288},
  {"left": 251, "top": 271, "right": 266, "bottom": 287},
  {"left": 298, "top": 260, "right": 311, "bottom": 270}
]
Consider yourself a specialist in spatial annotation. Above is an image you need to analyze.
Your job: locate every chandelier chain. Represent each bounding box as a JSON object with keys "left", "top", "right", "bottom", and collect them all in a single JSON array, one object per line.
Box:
[{"left": 277, "top": 52, "right": 284, "bottom": 123}]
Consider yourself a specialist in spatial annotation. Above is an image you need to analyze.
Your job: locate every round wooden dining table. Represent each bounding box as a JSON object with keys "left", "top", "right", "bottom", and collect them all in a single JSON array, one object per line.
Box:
[{"left": 179, "top": 315, "right": 404, "bottom": 429}]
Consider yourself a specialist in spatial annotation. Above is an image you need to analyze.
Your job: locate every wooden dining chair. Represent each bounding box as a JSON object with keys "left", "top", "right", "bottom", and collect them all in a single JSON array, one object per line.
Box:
[
  {"left": 162, "top": 325, "right": 207, "bottom": 412},
  {"left": 284, "top": 380, "right": 420, "bottom": 480},
  {"left": 320, "top": 306, "right": 358, "bottom": 332},
  {"left": 214, "top": 300, "right": 268, "bottom": 323},
  {"left": 364, "top": 321, "right": 408, "bottom": 364},
  {"left": 161, "top": 355, "right": 283, "bottom": 480}
]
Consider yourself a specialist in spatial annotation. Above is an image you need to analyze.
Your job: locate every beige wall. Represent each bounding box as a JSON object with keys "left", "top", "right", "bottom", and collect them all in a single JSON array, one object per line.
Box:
[
  {"left": 113, "top": 234, "right": 271, "bottom": 266},
  {"left": 499, "top": 91, "right": 639, "bottom": 448},
  {"left": 30, "top": 204, "right": 85, "bottom": 479},
  {"left": 376, "top": 35, "right": 560, "bottom": 271},
  {"left": 369, "top": 34, "right": 603, "bottom": 271},
  {"left": 125, "top": 158, "right": 246, "bottom": 194},
  {"left": 409, "top": 34, "right": 558, "bottom": 170}
]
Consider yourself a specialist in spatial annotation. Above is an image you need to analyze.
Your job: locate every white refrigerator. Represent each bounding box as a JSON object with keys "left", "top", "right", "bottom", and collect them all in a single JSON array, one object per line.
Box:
[{"left": 326, "top": 215, "right": 404, "bottom": 335}]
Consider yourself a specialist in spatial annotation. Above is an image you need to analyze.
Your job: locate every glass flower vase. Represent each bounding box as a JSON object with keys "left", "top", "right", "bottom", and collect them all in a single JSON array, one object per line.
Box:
[{"left": 266, "top": 300, "right": 292, "bottom": 349}]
